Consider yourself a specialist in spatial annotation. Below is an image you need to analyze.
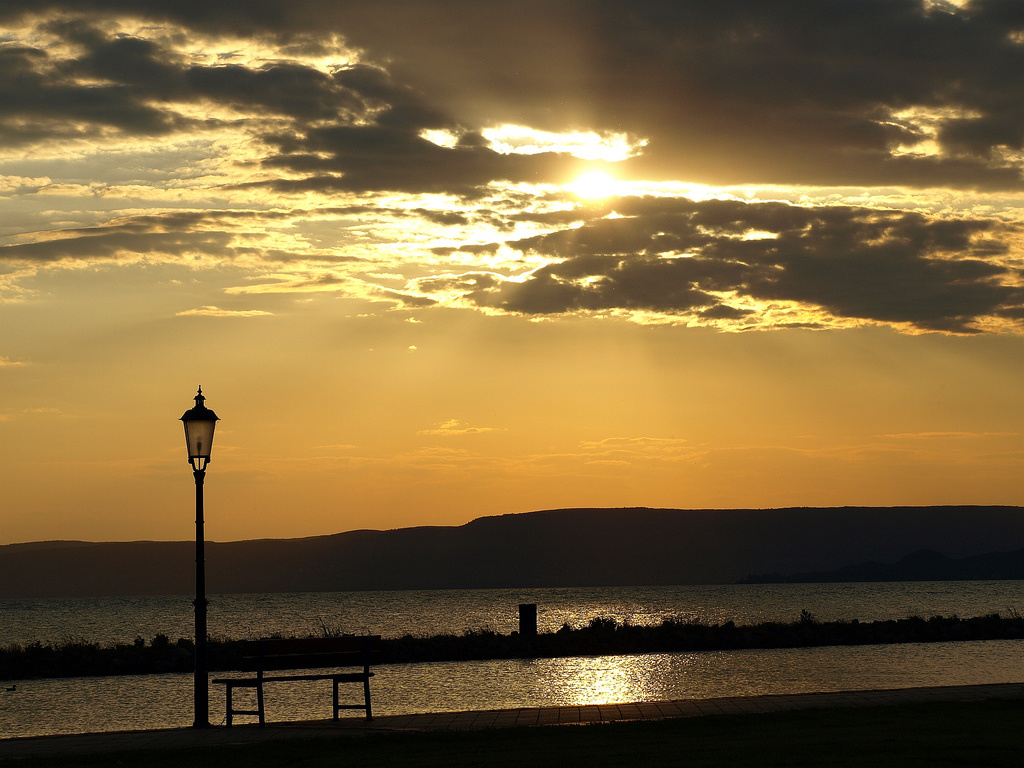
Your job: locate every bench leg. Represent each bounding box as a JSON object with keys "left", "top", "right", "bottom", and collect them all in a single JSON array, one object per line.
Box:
[
  {"left": 363, "top": 674, "right": 372, "bottom": 720},
  {"left": 332, "top": 677, "right": 372, "bottom": 721},
  {"left": 257, "top": 682, "right": 266, "bottom": 727},
  {"left": 225, "top": 685, "right": 234, "bottom": 727}
]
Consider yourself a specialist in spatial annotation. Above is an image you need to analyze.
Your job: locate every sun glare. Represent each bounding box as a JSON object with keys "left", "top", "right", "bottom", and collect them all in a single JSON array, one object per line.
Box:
[
  {"left": 483, "top": 125, "right": 646, "bottom": 162},
  {"left": 567, "top": 171, "right": 618, "bottom": 199}
]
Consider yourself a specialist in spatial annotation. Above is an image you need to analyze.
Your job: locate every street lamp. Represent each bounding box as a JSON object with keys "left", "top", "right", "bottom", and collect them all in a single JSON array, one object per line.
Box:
[{"left": 181, "top": 387, "right": 219, "bottom": 728}]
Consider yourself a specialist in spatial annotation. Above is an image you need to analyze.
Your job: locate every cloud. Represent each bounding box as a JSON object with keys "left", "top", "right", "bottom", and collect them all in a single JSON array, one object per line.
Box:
[
  {"left": 880, "top": 431, "right": 1019, "bottom": 439},
  {"left": 0, "top": 17, "right": 366, "bottom": 148},
  {"left": 1, "top": 228, "right": 236, "bottom": 263},
  {"left": 259, "top": 127, "right": 588, "bottom": 195},
  {"left": 175, "top": 305, "right": 273, "bottom": 317},
  {"left": 3, "top": 2, "right": 1024, "bottom": 337},
  {"left": 0, "top": 14, "right": 587, "bottom": 196},
  {"left": 0, "top": 356, "right": 28, "bottom": 367},
  {"left": 411, "top": 196, "right": 1024, "bottom": 333},
  {"left": 417, "top": 418, "right": 502, "bottom": 436},
  {"left": 377, "top": 0, "right": 1024, "bottom": 190},
  {"left": 0, "top": 36, "right": 186, "bottom": 147},
  {"left": 0, "top": 210, "right": 366, "bottom": 268},
  {"left": 225, "top": 273, "right": 352, "bottom": 294},
  {"left": 579, "top": 437, "right": 698, "bottom": 462},
  {"left": 5, "top": 1, "right": 1022, "bottom": 193}
]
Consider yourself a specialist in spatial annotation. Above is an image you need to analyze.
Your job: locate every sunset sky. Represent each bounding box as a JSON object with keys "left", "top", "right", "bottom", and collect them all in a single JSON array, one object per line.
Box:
[{"left": 2, "top": 0, "right": 1024, "bottom": 545}]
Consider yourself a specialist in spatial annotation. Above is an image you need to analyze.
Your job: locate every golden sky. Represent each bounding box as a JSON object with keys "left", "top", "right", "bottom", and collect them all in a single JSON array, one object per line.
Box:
[{"left": 2, "top": 0, "right": 1024, "bottom": 544}]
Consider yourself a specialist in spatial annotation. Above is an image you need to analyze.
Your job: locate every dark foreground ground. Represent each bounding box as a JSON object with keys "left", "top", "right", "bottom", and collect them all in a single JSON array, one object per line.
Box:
[{"left": 3, "top": 686, "right": 1023, "bottom": 768}]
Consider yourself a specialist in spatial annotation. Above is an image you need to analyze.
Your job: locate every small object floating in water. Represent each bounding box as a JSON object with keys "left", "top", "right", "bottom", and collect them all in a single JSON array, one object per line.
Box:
[{"left": 5, "top": 685, "right": 15, "bottom": 692}]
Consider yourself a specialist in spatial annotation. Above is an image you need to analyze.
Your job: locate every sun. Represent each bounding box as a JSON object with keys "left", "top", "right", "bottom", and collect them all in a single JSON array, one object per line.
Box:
[{"left": 566, "top": 170, "right": 618, "bottom": 199}]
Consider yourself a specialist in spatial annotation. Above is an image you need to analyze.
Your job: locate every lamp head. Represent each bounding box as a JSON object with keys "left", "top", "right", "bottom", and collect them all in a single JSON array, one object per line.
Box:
[{"left": 181, "top": 387, "right": 219, "bottom": 469}]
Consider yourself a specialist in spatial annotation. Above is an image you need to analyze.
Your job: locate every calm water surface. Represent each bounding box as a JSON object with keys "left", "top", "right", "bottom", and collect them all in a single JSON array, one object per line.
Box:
[
  {"left": 2, "top": 582, "right": 1024, "bottom": 739},
  {"left": 4, "top": 581, "right": 1024, "bottom": 646}
]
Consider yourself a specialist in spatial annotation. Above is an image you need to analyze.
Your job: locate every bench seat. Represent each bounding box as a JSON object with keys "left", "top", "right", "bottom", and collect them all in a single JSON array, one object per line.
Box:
[{"left": 212, "top": 636, "right": 381, "bottom": 726}]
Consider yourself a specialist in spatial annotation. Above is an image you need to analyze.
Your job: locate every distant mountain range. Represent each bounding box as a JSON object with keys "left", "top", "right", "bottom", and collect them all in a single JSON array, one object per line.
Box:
[
  {"left": 741, "top": 547, "right": 1024, "bottom": 583},
  {"left": 2, "top": 505, "right": 1024, "bottom": 598}
]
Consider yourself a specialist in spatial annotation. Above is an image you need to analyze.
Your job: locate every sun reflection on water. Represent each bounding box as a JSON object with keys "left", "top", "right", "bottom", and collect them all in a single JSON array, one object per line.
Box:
[{"left": 534, "top": 653, "right": 682, "bottom": 706}]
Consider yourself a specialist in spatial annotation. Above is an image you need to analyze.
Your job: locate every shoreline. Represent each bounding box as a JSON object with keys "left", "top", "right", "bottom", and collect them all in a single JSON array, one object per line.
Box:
[{"left": 4, "top": 611, "right": 1024, "bottom": 682}]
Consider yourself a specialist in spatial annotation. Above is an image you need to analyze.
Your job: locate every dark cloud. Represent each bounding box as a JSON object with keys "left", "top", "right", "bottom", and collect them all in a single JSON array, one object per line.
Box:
[
  {"left": 260, "top": 125, "right": 587, "bottom": 194},
  {"left": 46, "top": 17, "right": 180, "bottom": 93},
  {"left": 3, "top": 1, "right": 1024, "bottom": 189},
  {"left": 3, "top": 1, "right": 1024, "bottom": 337},
  {"left": 422, "top": 197, "right": 1023, "bottom": 333},
  {"left": 0, "top": 228, "right": 235, "bottom": 262},
  {"left": 186, "top": 63, "right": 357, "bottom": 122},
  {"left": 414, "top": 209, "right": 469, "bottom": 226},
  {"left": 0, "top": 35, "right": 187, "bottom": 143},
  {"left": 1, "top": 16, "right": 589, "bottom": 193},
  {"left": 0, "top": 210, "right": 340, "bottom": 263},
  {"left": 0, "top": 20, "right": 384, "bottom": 145},
  {"left": 0, "top": 0, "right": 304, "bottom": 38}
]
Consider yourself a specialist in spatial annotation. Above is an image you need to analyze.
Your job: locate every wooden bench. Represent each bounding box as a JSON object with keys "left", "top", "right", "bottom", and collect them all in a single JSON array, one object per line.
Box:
[{"left": 212, "top": 635, "right": 382, "bottom": 726}]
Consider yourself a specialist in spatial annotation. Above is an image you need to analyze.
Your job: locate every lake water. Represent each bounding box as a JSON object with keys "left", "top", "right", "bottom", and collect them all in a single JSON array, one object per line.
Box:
[{"left": 2, "top": 582, "right": 1024, "bottom": 739}]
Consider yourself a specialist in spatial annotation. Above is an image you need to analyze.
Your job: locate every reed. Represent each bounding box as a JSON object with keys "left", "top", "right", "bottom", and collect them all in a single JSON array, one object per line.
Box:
[{"left": 3, "top": 611, "right": 1024, "bottom": 681}]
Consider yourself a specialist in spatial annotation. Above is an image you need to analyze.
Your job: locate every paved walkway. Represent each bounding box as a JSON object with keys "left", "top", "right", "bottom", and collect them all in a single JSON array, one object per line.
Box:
[{"left": 2, "top": 682, "right": 1023, "bottom": 759}]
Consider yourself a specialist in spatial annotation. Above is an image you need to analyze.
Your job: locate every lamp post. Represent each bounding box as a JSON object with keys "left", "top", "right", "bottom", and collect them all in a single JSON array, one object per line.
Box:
[{"left": 180, "top": 387, "right": 219, "bottom": 729}]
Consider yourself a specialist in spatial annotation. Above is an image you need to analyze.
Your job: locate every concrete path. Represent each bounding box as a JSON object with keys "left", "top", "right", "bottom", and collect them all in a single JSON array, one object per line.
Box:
[{"left": 2, "top": 682, "right": 1023, "bottom": 760}]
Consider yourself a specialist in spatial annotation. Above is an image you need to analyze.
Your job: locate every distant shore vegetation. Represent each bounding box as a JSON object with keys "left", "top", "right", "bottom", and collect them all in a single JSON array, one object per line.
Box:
[{"left": 3, "top": 612, "right": 1024, "bottom": 681}]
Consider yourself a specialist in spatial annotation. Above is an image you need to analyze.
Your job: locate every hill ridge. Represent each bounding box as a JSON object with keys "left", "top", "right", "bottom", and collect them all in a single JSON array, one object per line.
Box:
[{"left": 2, "top": 505, "right": 1024, "bottom": 598}]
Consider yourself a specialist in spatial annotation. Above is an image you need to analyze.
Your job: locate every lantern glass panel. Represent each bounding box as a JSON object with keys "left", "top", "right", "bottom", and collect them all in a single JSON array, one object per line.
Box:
[{"left": 183, "top": 418, "right": 216, "bottom": 459}]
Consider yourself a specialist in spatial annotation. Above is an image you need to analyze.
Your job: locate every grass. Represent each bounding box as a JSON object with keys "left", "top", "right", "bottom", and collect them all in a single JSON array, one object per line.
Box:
[
  {"left": 6, "top": 612, "right": 1024, "bottom": 680},
  {"left": 7, "top": 699, "right": 1024, "bottom": 768}
]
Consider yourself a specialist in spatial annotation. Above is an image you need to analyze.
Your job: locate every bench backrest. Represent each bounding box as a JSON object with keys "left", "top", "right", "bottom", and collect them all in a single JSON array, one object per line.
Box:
[{"left": 237, "top": 635, "right": 382, "bottom": 673}]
